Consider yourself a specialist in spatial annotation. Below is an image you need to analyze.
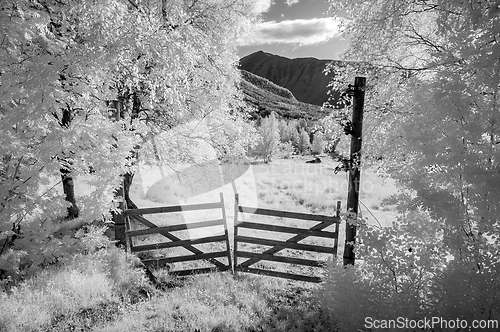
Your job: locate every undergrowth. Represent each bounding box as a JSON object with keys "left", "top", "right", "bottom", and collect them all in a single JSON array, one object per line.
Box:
[
  {"left": 0, "top": 226, "right": 154, "bottom": 332},
  {"left": 96, "top": 272, "right": 334, "bottom": 332},
  {"left": 0, "top": 256, "right": 335, "bottom": 332}
]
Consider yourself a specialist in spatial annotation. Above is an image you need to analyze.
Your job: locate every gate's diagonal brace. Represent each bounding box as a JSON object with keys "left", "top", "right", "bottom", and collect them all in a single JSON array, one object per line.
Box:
[
  {"left": 239, "top": 220, "right": 332, "bottom": 268},
  {"left": 129, "top": 214, "right": 226, "bottom": 269}
]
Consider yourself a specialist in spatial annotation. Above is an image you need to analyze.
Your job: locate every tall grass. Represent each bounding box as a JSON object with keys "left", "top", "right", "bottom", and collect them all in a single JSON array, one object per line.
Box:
[
  {"left": 97, "top": 272, "right": 333, "bottom": 332},
  {"left": 0, "top": 247, "right": 152, "bottom": 332}
]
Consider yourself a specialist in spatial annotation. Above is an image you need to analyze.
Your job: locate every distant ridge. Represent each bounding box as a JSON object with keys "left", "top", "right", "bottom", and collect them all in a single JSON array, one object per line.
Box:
[
  {"left": 240, "top": 70, "right": 296, "bottom": 101},
  {"left": 239, "top": 70, "right": 327, "bottom": 121},
  {"left": 239, "top": 51, "right": 342, "bottom": 106}
]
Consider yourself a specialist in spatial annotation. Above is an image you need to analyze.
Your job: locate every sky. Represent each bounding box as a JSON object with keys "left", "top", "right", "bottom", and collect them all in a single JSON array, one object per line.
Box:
[{"left": 237, "top": 0, "right": 348, "bottom": 61}]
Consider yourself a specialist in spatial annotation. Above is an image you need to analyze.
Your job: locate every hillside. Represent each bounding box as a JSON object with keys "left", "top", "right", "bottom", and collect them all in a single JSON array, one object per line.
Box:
[
  {"left": 239, "top": 51, "right": 342, "bottom": 107},
  {"left": 239, "top": 70, "right": 328, "bottom": 121}
]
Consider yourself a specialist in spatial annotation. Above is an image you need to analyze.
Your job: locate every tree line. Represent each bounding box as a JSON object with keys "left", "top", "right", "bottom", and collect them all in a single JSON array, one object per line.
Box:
[{"left": 0, "top": 0, "right": 259, "bottom": 284}]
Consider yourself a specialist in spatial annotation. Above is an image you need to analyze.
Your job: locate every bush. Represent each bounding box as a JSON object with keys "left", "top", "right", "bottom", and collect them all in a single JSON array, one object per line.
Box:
[
  {"left": 298, "top": 128, "right": 311, "bottom": 155},
  {"left": 311, "top": 132, "right": 324, "bottom": 155},
  {"left": 0, "top": 223, "right": 154, "bottom": 331},
  {"left": 252, "top": 112, "right": 280, "bottom": 163},
  {"left": 276, "top": 141, "right": 295, "bottom": 159},
  {"left": 315, "top": 210, "right": 500, "bottom": 332},
  {"left": 314, "top": 262, "right": 386, "bottom": 331},
  {"left": 0, "top": 246, "right": 152, "bottom": 332},
  {"left": 0, "top": 223, "right": 113, "bottom": 290}
]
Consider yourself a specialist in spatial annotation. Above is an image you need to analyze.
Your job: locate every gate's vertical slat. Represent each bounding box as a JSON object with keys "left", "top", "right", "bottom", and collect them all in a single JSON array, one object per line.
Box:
[
  {"left": 333, "top": 201, "right": 341, "bottom": 257},
  {"left": 233, "top": 193, "right": 239, "bottom": 276},
  {"left": 125, "top": 213, "right": 132, "bottom": 254},
  {"left": 220, "top": 192, "right": 232, "bottom": 272}
]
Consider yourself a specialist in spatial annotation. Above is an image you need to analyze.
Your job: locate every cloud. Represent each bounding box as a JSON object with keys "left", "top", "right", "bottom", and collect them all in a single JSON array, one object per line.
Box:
[
  {"left": 285, "top": 0, "right": 299, "bottom": 6},
  {"left": 241, "top": 17, "right": 343, "bottom": 46},
  {"left": 251, "top": 0, "right": 273, "bottom": 13}
]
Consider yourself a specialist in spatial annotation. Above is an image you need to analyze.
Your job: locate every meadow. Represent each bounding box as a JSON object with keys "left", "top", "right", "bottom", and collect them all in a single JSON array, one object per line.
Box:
[
  {"left": 128, "top": 155, "right": 399, "bottom": 269},
  {"left": 0, "top": 156, "right": 399, "bottom": 332}
]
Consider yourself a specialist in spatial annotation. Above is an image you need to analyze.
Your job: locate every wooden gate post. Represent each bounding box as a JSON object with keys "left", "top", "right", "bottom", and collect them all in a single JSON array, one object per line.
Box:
[
  {"left": 113, "top": 186, "right": 127, "bottom": 246},
  {"left": 343, "top": 77, "right": 366, "bottom": 266},
  {"left": 108, "top": 99, "right": 127, "bottom": 247}
]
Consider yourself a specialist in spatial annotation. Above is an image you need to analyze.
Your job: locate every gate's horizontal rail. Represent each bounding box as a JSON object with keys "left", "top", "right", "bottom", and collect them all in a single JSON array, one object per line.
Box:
[
  {"left": 235, "top": 235, "right": 336, "bottom": 254},
  {"left": 236, "top": 251, "right": 324, "bottom": 267},
  {"left": 236, "top": 221, "right": 337, "bottom": 238},
  {"left": 125, "top": 202, "right": 223, "bottom": 216},
  {"left": 169, "top": 266, "right": 231, "bottom": 277},
  {"left": 131, "top": 235, "right": 227, "bottom": 252},
  {"left": 238, "top": 206, "right": 339, "bottom": 223},
  {"left": 235, "top": 267, "right": 321, "bottom": 283},
  {"left": 142, "top": 251, "right": 228, "bottom": 267},
  {"left": 127, "top": 219, "right": 225, "bottom": 237}
]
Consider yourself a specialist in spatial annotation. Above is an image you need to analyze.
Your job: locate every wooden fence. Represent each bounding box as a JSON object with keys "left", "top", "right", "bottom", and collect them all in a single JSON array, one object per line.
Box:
[
  {"left": 124, "top": 193, "right": 232, "bottom": 276},
  {"left": 233, "top": 194, "right": 341, "bottom": 283}
]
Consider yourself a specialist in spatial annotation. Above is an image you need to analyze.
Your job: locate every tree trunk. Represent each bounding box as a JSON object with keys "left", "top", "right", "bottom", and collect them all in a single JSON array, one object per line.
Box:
[
  {"left": 122, "top": 91, "right": 141, "bottom": 210},
  {"left": 123, "top": 172, "right": 138, "bottom": 209},
  {"left": 61, "top": 166, "right": 79, "bottom": 219},
  {"left": 60, "top": 107, "right": 79, "bottom": 219}
]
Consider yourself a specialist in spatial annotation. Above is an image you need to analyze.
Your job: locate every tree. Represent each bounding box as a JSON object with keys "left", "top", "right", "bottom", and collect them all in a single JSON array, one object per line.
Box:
[
  {"left": 298, "top": 128, "right": 312, "bottom": 155},
  {"left": 278, "top": 119, "right": 291, "bottom": 143},
  {"left": 287, "top": 120, "right": 301, "bottom": 152},
  {"left": 323, "top": 0, "right": 500, "bottom": 322},
  {"left": 254, "top": 111, "right": 280, "bottom": 163},
  {"left": 0, "top": 0, "right": 258, "bottom": 279},
  {"left": 317, "top": 114, "right": 343, "bottom": 158},
  {"left": 311, "top": 132, "right": 325, "bottom": 155}
]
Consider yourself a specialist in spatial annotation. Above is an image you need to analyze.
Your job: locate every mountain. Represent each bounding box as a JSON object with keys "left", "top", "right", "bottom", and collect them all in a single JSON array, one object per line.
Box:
[
  {"left": 239, "top": 70, "right": 328, "bottom": 121},
  {"left": 239, "top": 51, "right": 341, "bottom": 107}
]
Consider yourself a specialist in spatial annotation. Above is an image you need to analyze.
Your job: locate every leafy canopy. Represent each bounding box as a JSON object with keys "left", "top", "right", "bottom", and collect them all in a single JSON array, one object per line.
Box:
[
  {"left": 320, "top": 0, "right": 500, "bottom": 324},
  {"left": 0, "top": 0, "right": 258, "bottom": 280}
]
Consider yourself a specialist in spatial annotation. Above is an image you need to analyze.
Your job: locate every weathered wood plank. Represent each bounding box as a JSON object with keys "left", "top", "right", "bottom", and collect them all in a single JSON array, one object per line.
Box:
[
  {"left": 130, "top": 235, "right": 227, "bottom": 252},
  {"left": 235, "top": 235, "right": 335, "bottom": 254},
  {"left": 236, "top": 221, "right": 337, "bottom": 238},
  {"left": 127, "top": 219, "right": 225, "bottom": 237},
  {"left": 235, "top": 266, "right": 321, "bottom": 283},
  {"left": 169, "top": 266, "right": 231, "bottom": 277},
  {"left": 239, "top": 206, "right": 340, "bottom": 223},
  {"left": 219, "top": 192, "right": 233, "bottom": 272},
  {"left": 124, "top": 201, "right": 223, "bottom": 216},
  {"left": 236, "top": 251, "right": 325, "bottom": 267},
  {"left": 333, "top": 201, "right": 341, "bottom": 257},
  {"left": 233, "top": 194, "right": 240, "bottom": 275},
  {"left": 142, "top": 251, "right": 228, "bottom": 266}
]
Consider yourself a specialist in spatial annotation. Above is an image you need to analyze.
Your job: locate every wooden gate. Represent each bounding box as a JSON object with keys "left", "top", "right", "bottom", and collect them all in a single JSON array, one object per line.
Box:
[
  {"left": 124, "top": 193, "right": 232, "bottom": 276},
  {"left": 233, "top": 194, "right": 341, "bottom": 283}
]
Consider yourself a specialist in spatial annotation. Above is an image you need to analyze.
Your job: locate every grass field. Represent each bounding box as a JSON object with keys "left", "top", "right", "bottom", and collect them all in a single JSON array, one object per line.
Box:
[{"left": 128, "top": 156, "right": 399, "bottom": 276}]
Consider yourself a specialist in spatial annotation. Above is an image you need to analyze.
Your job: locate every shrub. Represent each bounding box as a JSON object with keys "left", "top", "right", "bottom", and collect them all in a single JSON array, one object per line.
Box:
[
  {"left": 253, "top": 111, "right": 280, "bottom": 163},
  {"left": 0, "top": 223, "right": 113, "bottom": 290},
  {"left": 276, "top": 141, "right": 295, "bottom": 159},
  {"left": 0, "top": 246, "right": 152, "bottom": 332},
  {"left": 315, "top": 262, "right": 386, "bottom": 331},
  {"left": 298, "top": 128, "right": 311, "bottom": 155},
  {"left": 311, "top": 132, "right": 324, "bottom": 155},
  {"left": 315, "top": 209, "right": 500, "bottom": 331}
]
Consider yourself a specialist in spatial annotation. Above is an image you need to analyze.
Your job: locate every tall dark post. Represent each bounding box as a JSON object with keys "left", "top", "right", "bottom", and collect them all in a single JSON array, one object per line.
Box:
[{"left": 343, "top": 77, "right": 366, "bottom": 266}]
